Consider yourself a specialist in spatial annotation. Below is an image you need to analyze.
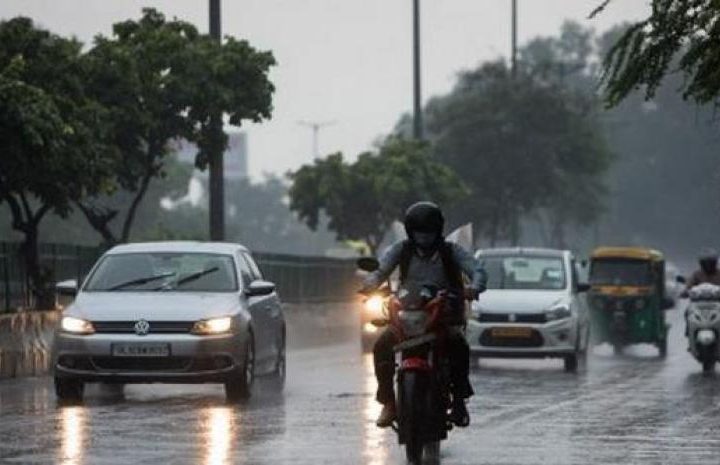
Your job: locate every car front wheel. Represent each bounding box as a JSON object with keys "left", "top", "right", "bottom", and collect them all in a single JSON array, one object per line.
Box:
[
  {"left": 55, "top": 377, "right": 84, "bottom": 403},
  {"left": 225, "top": 335, "right": 255, "bottom": 402}
]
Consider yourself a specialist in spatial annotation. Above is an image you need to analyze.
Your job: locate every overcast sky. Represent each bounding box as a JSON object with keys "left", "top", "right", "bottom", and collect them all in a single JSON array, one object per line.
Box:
[{"left": 2, "top": 1, "right": 651, "bottom": 179}]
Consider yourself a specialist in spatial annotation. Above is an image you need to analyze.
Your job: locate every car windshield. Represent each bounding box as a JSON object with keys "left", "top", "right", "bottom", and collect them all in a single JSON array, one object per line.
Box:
[
  {"left": 479, "top": 255, "right": 566, "bottom": 290},
  {"left": 84, "top": 252, "right": 238, "bottom": 292},
  {"left": 590, "top": 259, "right": 652, "bottom": 287}
]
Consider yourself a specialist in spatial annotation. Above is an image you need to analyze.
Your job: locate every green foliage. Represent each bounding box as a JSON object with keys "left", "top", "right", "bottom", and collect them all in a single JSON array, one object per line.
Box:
[
  {"left": 0, "top": 17, "right": 113, "bottom": 306},
  {"left": 425, "top": 54, "right": 612, "bottom": 246},
  {"left": 78, "top": 8, "right": 275, "bottom": 244},
  {"left": 594, "top": 1, "right": 720, "bottom": 107},
  {"left": 288, "top": 137, "right": 466, "bottom": 252}
]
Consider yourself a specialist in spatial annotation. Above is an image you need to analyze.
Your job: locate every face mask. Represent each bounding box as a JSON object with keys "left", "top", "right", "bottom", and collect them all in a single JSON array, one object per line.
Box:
[{"left": 412, "top": 231, "right": 438, "bottom": 250}]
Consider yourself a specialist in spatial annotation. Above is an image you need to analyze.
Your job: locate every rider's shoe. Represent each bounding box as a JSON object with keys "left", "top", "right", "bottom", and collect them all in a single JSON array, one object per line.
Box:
[
  {"left": 376, "top": 403, "right": 397, "bottom": 428},
  {"left": 449, "top": 400, "right": 470, "bottom": 427}
]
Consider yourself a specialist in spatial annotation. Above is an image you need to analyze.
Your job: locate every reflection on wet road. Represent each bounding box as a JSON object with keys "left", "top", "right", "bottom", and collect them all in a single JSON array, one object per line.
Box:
[{"left": 2, "top": 307, "right": 720, "bottom": 464}]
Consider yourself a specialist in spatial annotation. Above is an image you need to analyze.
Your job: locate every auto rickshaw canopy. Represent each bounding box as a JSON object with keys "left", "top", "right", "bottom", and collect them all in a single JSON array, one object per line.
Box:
[{"left": 591, "top": 247, "right": 664, "bottom": 262}]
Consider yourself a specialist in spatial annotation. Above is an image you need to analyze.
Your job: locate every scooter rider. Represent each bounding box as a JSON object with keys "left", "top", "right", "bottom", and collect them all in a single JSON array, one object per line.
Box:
[
  {"left": 686, "top": 249, "right": 720, "bottom": 288},
  {"left": 361, "top": 201, "right": 487, "bottom": 428}
]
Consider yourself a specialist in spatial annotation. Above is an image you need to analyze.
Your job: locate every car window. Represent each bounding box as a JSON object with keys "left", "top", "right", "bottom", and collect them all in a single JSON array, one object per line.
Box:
[
  {"left": 236, "top": 253, "right": 254, "bottom": 286},
  {"left": 242, "top": 253, "right": 263, "bottom": 280},
  {"left": 478, "top": 255, "right": 567, "bottom": 290},
  {"left": 84, "top": 252, "right": 238, "bottom": 292}
]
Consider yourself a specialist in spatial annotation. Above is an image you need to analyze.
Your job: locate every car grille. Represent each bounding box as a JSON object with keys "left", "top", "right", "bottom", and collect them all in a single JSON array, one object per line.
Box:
[
  {"left": 477, "top": 313, "right": 547, "bottom": 324},
  {"left": 479, "top": 329, "right": 544, "bottom": 348},
  {"left": 92, "top": 321, "right": 195, "bottom": 334},
  {"left": 91, "top": 356, "right": 192, "bottom": 372}
]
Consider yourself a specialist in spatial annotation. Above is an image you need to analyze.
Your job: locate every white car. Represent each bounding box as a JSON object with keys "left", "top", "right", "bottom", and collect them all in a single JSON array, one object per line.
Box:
[
  {"left": 53, "top": 241, "right": 286, "bottom": 402},
  {"left": 466, "top": 248, "right": 591, "bottom": 372}
]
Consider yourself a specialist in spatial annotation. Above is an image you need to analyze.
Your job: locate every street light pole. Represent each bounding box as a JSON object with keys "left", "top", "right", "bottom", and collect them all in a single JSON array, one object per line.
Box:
[
  {"left": 298, "top": 120, "right": 336, "bottom": 159},
  {"left": 412, "top": 0, "right": 423, "bottom": 140},
  {"left": 208, "top": 0, "right": 224, "bottom": 241},
  {"left": 511, "top": 0, "right": 517, "bottom": 76}
]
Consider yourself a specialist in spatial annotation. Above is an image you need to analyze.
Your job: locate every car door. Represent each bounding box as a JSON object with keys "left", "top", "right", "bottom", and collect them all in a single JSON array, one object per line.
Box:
[
  {"left": 570, "top": 257, "right": 590, "bottom": 348},
  {"left": 237, "top": 252, "right": 272, "bottom": 366},
  {"left": 242, "top": 252, "right": 283, "bottom": 363}
]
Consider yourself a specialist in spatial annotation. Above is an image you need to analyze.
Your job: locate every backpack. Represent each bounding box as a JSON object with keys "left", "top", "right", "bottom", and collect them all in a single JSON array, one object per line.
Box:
[{"left": 398, "top": 240, "right": 464, "bottom": 290}]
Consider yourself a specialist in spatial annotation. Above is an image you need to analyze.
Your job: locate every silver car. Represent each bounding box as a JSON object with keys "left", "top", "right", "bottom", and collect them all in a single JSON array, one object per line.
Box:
[
  {"left": 53, "top": 241, "right": 285, "bottom": 402},
  {"left": 466, "top": 248, "right": 591, "bottom": 372}
]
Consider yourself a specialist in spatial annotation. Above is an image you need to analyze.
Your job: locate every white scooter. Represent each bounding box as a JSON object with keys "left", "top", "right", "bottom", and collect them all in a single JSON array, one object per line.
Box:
[{"left": 686, "top": 283, "right": 720, "bottom": 372}]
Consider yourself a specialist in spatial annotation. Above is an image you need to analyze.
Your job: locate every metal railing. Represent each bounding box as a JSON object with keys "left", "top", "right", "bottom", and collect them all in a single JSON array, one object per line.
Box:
[{"left": 0, "top": 242, "right": 357, "bottom": 311}]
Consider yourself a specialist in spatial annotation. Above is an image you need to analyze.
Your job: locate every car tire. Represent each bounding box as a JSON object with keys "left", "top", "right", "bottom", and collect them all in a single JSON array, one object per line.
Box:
[
  {"left": 55, "top": 377, "right": 84, "bottom": 403},
  {"left": 564, "top": 354, "right": 578, "bottom": 373},
  {"left": 225, "top": 335, "right": 255, "bottom": 403}
]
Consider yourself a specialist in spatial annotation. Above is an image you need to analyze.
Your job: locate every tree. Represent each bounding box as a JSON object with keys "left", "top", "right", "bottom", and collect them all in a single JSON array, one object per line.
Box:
[
  {"left": 0, "top": 18, "right": 112, "bottom": 307},
  {"left": 593, "top": 1, "right": 720, "bottom": 108},
  {"left": 425, "top": 60, "right": 612, "bottom": 247},
  {"left": 77, "top": 8, "right": 275, "bottom": 245},
  {"left": 288, "top": 137, "right": 466, "bottom": 253}
]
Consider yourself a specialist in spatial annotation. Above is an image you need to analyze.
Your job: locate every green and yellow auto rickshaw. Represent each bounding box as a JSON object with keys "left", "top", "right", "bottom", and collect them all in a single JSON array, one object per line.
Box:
[{"left": 588, "top": 247, "right": 673, "bottom": 357}]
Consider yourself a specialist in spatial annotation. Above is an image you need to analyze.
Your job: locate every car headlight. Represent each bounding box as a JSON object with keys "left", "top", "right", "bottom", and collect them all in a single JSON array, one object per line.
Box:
[
  {"left": 364, "top": 295, "right": 386, "bottom": 318},
  {"left": 545, "top": 305, "right": 572, "bottom": 321},
  {"left": 61, "top": 316, "right": 95, "bottom": 335},
  {"left": 192, "top": 316, "right": 233, "bottom": 335}
]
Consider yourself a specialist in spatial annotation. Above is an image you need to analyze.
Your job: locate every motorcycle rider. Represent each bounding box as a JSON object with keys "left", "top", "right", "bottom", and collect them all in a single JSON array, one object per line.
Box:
[
  {"left": 686, "top": 249, "right": 720, "bottom": 288},
  {"left": 361, "top": 201, "right": 487, "bottom": 428}
]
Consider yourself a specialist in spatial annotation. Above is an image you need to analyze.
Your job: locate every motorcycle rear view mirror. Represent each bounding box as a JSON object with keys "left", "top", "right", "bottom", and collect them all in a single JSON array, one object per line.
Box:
[{"left": 357, "top": 257, "right": 380, "bottom": 272}]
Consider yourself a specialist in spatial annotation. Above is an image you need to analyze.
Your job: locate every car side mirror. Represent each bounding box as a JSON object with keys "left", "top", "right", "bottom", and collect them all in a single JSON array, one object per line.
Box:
[
  {"left": 676, "top": 276, "right": 687, "bottom": 285},
  {"left": 245, "top": 280, "right": 276, "bottom": 297},
  {"left": 576, "top": 283, "right": 591, "bottom": 293},
  {"left": 56, "top": 279, "right": 78, "bottom": 297}
]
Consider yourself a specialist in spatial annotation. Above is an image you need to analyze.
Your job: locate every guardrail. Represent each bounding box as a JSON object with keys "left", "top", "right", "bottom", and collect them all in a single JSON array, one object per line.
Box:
[{"left": 0, "top": 242, "right": 358, "bottom": 311}]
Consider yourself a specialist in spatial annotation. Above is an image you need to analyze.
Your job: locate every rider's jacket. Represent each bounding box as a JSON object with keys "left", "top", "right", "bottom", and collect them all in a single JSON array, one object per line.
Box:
[{"left": 364, "top": 240, "right": 487, "bottom": 324}]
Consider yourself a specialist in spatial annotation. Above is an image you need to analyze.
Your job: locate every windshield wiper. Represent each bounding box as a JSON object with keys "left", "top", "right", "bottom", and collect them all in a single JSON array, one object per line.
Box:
[
  {"left": 107, "top": 272, "right": 176, "bottom": 291},
  {"left": 174, "top": 267, "right": 219, "bottom": 287}
]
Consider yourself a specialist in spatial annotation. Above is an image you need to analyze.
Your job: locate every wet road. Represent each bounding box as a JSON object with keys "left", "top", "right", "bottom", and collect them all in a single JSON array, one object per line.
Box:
[{"left": 2, "top": 305, "right": 720, "bottom": 464}]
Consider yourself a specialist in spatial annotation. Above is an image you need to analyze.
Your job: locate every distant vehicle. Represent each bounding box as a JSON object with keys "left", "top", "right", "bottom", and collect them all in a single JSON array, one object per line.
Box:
[
  {"left": 686, "top": 283, "right": 720, "bottom": 372},
  {"left": 587, "top": 247, "right": 672, "bottom": 357},
  {"left": 52, "top": 241, "right": 286, "bottom": 403},
  {"left": 665, "top": 262, "right": 685, "bottom": 305},
  {"left": 467, "top": 248, "right": 591, "bottom": 372}
]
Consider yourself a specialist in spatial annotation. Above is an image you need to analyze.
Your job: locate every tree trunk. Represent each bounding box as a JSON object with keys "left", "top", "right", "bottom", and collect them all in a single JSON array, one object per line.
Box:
[
  {"left": 75, "top": 202, "right": 119, "bottom": 247},
  {"left": 18, "top": 206, "right": 53, "bottom": 309},
  {"left": 121, "top": 172, "right": 153, "bottom": 243}
]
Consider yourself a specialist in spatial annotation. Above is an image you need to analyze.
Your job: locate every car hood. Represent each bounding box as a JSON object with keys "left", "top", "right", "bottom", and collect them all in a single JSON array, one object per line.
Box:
[
  {"left": 67, "top": 292, "right": 240, "bottom": 321},
  {"left": 474, "top": 290, "right": 568, "bottom": 314}
]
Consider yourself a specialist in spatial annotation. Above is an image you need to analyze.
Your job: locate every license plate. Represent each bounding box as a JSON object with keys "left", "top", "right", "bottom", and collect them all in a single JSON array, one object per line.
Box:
[
  {"left": 491, "top": 327, "right": 532, "bottom": 338},
  {"left": 112, "top": 343, "right": 170, "bottom": 357}
]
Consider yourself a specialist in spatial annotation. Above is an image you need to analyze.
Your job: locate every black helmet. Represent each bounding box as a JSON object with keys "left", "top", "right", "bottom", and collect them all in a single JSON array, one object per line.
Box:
[
  {"left": 404, "top": 202, "right": 444, "bottom": 249},
  {"left": 699, "top": 248, "right": 719, "bottom": 274}
]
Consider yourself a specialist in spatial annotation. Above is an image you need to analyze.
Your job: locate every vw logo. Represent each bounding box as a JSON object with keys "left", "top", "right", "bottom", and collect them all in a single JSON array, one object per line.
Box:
[
  {"left": 509, "top": 314, "right": 517, "bottom": 323},
  {"left": 134, "top": 319, "right": 150, "bottom": 336}
]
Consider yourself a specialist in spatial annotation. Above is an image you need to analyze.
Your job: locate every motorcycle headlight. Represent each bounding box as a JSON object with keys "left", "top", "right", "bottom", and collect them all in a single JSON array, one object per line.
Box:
[
  {"left": 192, "top": 316, "right": 233, "bottom": 335},
  {"left": 61, "top": 316, "right": 95, "bottom": 335},
  {"left": 545, "top": 305, "right": 572, "bottom": 321},
  {"left": 364, "top": 295, "right": 385, "bottom": 318}
]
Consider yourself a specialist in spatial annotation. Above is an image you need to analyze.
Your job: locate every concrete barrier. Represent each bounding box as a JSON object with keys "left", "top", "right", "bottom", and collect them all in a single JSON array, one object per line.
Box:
[
  {"left": 0, "top": 310, "right": 59, "bottom": 379},
  {"left": 0, "top": 302, "right": 358, "bottom": 380}
]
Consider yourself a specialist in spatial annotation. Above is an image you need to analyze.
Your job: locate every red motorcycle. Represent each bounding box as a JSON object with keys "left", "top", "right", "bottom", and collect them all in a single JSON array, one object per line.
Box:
[{"left": 358, "top": 258, "right": 454, "bottom": 464}]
